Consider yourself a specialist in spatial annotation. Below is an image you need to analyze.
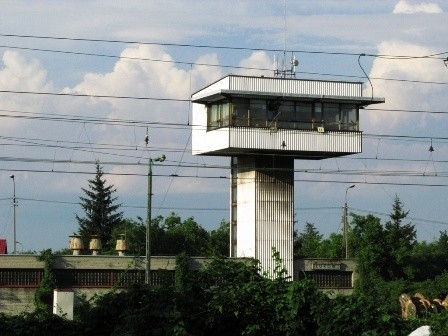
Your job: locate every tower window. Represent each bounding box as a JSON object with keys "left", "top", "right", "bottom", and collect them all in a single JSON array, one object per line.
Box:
[{"left": 206, "top": 98, "right": 358, "bottom": 131}]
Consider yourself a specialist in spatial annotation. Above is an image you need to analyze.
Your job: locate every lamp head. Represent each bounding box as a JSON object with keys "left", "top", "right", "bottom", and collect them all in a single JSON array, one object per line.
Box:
[
  {"left": 348, "top": 184, "right": 355, "bottom": 189},
  {"left": 10, "top": 174, "right": 14, "bottom": 180},
  {"left": 445, "top": 58, "right": 448, "bottom": 68},
  {"left": 154, "top": 154, "right": 166, "bottom": 162}
]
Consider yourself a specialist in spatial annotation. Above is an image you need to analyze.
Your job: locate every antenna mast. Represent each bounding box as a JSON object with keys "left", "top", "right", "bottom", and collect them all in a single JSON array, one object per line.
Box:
[{"left": 274, "top": 0, "right": 298, "bottom": 78}]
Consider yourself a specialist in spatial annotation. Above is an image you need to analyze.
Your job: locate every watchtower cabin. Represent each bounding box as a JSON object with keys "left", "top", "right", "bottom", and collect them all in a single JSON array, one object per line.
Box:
[{"left": 191, "top": 75, "right": 384, "bottom": 277}]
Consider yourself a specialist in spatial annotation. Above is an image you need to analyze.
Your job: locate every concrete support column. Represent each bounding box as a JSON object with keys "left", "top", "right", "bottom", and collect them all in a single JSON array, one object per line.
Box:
[{"left": 231, "top": 155, "right": 294, "bottom": 278}]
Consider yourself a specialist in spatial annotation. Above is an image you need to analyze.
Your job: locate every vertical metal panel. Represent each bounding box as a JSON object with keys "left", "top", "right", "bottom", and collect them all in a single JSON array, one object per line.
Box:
[
  {"left": 229, "top": 75, "right": 362, "bottom": 98},
  {"left": 229, "top": 128, "right": 362, "bottom": 154},
  {"left": 234, "top": 156, "right": 294, "bottom": 278},
  {"left": 254, "top": 157, "right": 294, "bottom": 279},
  {"left": 230, "top": 157, "right": 238, "bottom": 258}
]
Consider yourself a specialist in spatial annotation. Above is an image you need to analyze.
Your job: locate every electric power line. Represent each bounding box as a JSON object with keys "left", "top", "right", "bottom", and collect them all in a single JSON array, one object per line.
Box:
[
  {"left": 0, "top": 43, "right": 446, "bottom": 86},
  {"left": 1, "top": 33, "right": 446, "bottom": 60}
]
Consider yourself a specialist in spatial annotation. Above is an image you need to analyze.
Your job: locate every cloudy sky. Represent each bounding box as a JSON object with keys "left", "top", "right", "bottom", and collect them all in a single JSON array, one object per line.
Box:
[{"left": 0, "top": 0, "right": 447, "bottom": 252}]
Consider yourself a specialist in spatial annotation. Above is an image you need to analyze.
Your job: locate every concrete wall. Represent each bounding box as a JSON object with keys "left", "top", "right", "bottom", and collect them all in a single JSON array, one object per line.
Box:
[
  {"left": 0, "top": 254, "right": 212, "bottom": 315},
  {"left": 294, "top": 258, "right": 357, "bottom": 296},
  {"left": 0, "top": 255, "right": 356, "bottom": 314}
]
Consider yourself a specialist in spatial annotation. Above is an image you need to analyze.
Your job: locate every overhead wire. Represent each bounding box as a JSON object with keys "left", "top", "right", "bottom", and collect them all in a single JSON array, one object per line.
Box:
[
  {"left": 1, "top": 35, "right": 447, "bottom": 212},
  {"left": 1, "top": 165, "right": 448, "bottom": 188},
  {"left": 0, "top": 33, "right": 446, "bottom": 59},
  {"left": 0, "top": 39, "right": 446, "bottom": 86}
]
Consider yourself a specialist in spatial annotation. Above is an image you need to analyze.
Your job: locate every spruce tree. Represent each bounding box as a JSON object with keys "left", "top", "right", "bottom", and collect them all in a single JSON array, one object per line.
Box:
[{"left": 76, "top": 163, "right": 123, "bottom": 252}]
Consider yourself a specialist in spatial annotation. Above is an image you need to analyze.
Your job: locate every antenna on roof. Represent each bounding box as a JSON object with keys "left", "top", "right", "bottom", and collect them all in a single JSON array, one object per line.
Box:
[{"left": 274, "top": 0, "right": 298, "bottom": 78}]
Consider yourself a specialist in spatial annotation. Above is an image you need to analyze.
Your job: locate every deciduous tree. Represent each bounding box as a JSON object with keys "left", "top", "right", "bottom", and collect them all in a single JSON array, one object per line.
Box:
[{"left": 294, "top": 222, "right": 323, "bottom": 258}]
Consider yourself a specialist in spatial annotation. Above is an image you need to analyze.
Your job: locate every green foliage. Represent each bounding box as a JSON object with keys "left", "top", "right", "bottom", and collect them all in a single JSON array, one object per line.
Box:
[
  {"left": 0, "top": 312, "right": 80, "bottom": 336},
  {"left": 181, "top": 257, "right": 322, "bottom": 335},
  {"left": 295, "top": 223, "right": 344, "bottom": 258},
  {"left": 316, "top": 294, "right": 410, "bottom": 336},
  {"left": 318, "top": 232, "right": 344, "bottom": 258},
  {"left": 84, "top": 284, "right": 176, "bottom": 336},
  {"left": 1, "top": 253, "right": 447, "bottom": 335},
  {"left": 151, "top": 212, "right": 216, "bottom": 257},
  {"left": 76, "top": 163, "right": 123, "bottom": 252},
  {"left": 208, "top": 219, "right": 230, "bottom": 257},
  {"left": 350, "top": 214, "right": 388, "bottom": 293},
  {"left": 163, "top": 213, "right": 210, "bottom": 256},
  {"left": 411, "top": 233, "right": 448, "bottom": 281},
  {"left": 174, "top": 252, "right": 190, "bottom": 293},
  {"left": 383, "top": 195, "right": 416, "bottom": 280},
  {"left": 7, "top": 194, "right": 448, "bottom": 334},
  {"left": 34, "top": 249, "right": 55, "bottom": 314},
  {"left": 425, "top": 310, "right": 448, "bottom": 336},
  {"left": 294, "top": 222, "right": 323, "bottom": 258}
]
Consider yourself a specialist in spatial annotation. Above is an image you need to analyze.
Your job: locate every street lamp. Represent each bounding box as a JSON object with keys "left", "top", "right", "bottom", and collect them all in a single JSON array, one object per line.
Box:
[
  {"left": 146, "top": 154, "right": 166, "bottom": 285},
  {"left": 16, "top": 241, "right": 23, "bottom": 254},
  {"left": 10, "top": 175, "right": 17, "bottom": 254},
  {"left": 344, "top": 184, "right": 355, "bottom": 259}
]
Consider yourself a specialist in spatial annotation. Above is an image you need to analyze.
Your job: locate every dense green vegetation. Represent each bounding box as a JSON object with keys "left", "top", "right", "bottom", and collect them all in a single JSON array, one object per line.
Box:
[
  {"left": 2, "top": 250, "right": 447, "bottom": 335},
  {"left": 296, "top": 196, "right": 448, "bottom": 297},
  {"left": 25, "top": 170, "right": 445, "bottom": 335}
]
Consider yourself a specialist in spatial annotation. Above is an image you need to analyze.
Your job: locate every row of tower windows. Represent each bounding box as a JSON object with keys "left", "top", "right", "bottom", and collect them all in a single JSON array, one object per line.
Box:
[{"left": 207, "top": 98, "right": 359, "bottom": 132}]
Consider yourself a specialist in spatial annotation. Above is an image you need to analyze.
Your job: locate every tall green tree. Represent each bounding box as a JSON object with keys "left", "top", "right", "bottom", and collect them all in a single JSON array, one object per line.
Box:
[
  {"left": 159, "top": 213, "right": 210, "bottom": 256},
  {"left": 75, "top": 163, "right": 123, "bottom": 252},
  {"left": 208, "top": 219, "right": 230, "bottom": 257},
  {"left": 383, "top": 195, "right": 416, "bottom": 280},
  {"left": 318, "top": 232, "right": 344, "bottom": 258},
  {"left": 294, "top": 222, "right": 323, "bottom": 258},
  {"left": 350, "top": 213, "right": 387, "bottom": 294},
  {"left": 411, "top": 231, "right": 448, "bottom": 281}
]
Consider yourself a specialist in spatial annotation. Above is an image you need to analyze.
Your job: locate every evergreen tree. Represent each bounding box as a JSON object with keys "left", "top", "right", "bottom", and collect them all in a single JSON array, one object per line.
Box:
[
  {"left": 383, "top": 195, "right": 416, "bottom": 280},
  {"left": 75, "top": 163, "right": 123, "bottom": 252}
]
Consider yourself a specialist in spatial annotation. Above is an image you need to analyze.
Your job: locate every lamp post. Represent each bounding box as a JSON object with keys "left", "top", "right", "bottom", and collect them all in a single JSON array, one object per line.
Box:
[
  {"left": 146, "top": 154, "right": 166, "bottom": 285},
  {"left": 10, "top": 175, "right": 17, "bottom": 254},
  {"left": 344, "top": 184, "right": 355, "bottom": 259}
]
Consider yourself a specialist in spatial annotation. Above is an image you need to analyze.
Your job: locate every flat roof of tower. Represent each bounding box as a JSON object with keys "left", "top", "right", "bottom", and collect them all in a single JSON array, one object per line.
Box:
[{"left": 192, "top": 75, "right": 385, "bottom": 105}]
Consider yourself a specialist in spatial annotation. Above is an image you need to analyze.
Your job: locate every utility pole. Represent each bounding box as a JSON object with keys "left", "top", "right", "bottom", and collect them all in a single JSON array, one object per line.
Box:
[
  {"left": 344, "top": 184, "right": 355, "bottom": 259},
  {"left": 146, "top": 154, "right": 166, "bottom": 285},
  {"left": 10, "top": 175, "right": 17, "bottom": 254}
]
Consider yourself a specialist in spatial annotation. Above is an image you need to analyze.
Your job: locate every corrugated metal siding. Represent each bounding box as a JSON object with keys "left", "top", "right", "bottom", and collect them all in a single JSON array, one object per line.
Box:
[
  {"left": 234, "top": 157, "right": 294, "bottom": 278},
  {"left": 255, "top": 158, "right": 294, "bottom": 279},
  {"left": 229, "top": 127, "right": 362, "bottom": 154},
  {"left": 229, "top": 76, "right": 362, "bottom": 98}
]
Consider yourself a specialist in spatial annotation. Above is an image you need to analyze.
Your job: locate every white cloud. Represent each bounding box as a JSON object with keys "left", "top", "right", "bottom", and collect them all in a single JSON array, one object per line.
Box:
[
  {"left": 64, "top": 45, "right": 190, "bottom": 114},
  {"left": 393, "top": 0, "right": 443, "bottom": 14},
  {"left": 0, "top": 51, "right": 54, "bottom": 132},
  {"left": 236, "top": 51, "right": 273, "bottom": 76},
  {"left": 363, "top": 41, "right": 447, "bottom": 133}
]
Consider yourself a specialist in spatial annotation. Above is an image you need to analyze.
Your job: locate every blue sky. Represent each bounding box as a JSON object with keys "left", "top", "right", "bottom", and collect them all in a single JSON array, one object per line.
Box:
[{"left": 0, "top": 0, "right": 447, "bottom": 252}]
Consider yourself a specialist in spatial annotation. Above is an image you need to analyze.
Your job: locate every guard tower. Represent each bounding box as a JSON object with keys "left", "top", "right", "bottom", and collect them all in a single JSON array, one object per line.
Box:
[{"left": 192, "top": 75, "right": 384, "bottom": 277}]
